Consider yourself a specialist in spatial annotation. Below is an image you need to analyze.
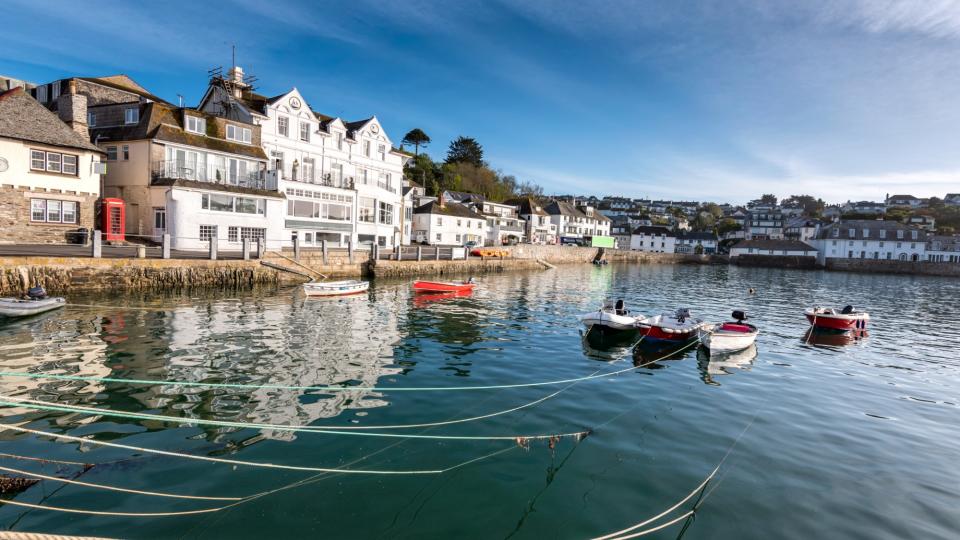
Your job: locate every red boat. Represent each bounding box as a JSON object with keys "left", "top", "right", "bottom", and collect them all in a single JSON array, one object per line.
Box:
[
  {"left": 412, "top": 280, "right": 476, "bottom": 293},
  {"left": 636, "top": 308, "right": 704, "bottom": 343},
  {"left": 804, "top": 306, "right": 869, "bottom": 331}
]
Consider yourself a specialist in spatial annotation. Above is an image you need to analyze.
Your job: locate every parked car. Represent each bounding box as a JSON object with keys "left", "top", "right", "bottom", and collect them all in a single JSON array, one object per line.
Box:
[{"left": 464, "top": 241, "right": 478, "bottom": 249}]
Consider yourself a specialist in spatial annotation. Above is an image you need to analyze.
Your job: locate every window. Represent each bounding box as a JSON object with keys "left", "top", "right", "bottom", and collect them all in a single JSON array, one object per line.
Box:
[
  {"left": 46, "top": 153, "right": 62, "bottom": 173},
  {"left": 879, "top": 229, "right": 886, "bottom": 239},
  {"left": 848, "top": 228, "right": 855, "bottom": 238},
  {"left": 186, "top": 116, "right": 206, "bottom": 134},
  {"left": 63, "top": 155, "right": 78, "bottom": 175},
  {"left": 87, "top": 112, "right": 96, "bottom": 127},
  {"left": 226, "top": 125, "right": 253, "bottom": 143},
  {"left": 30, "top": 150, "right": 45, "bottom": 170},
  {"left": 359, "top": 197, "right": 376, "bottom": 223},
  {"left": 299, "top": 121, "right": 310, "bottom": 142},
  {"left": 457, "top": 219, "right": 462, "bottom": 226},
  {"left": 154, "top": 208, "right": 166, "bottom": 230},
  {"left": 201, "top": 193, "right": 265, "bottom": 214},
  {"left": 122, "top": 145, "right": 129, "bottom": 161},
  {"left": 378, "top": 144, "right": 386, "bottom": 160},
  {"left": 437, "top": 217, "right": 443, "bottom": 226},
  {"left": 911, "top": 231, "right": 918, "bottom": 240},
  {"left": 378, "top": 202, "right": 393, "bottom": 225},
  {"left": 302, "top": 158, "right": 315, "bottom": 183},
  {"left": 278, "top": 116, "right": 289, "bottom": 137},
  {"left": 336, "top": 132, "right": 343, "bottom": 150},
  {"left": 456, "top": 234, "right": 461, "bottom": 243},
  {"left": 125, "top": 108, "right": 139, "bottom": 124},
  {"left": 228, "top": 226, "right": 239, "bottom": 243},
  {"left": 897, "top": 230, "right": 904, "bottom": 239},
  {"left": 863, "top": 229, "right": 870, "bottom": 238},
  {"left": 241, "top": 227, "right": 266, "bottom": 242},
  {"left": 106, "top": 146, "right": 118, "bottom": 161},
  {"left": 364, "top": 140, "right": 371, "bottom": 157},
  {"left": 31, "top": 200, "right": 45, "bottom": 221},
  {"left": 199, "top": 225, "right": 217, "bottom": 242},
  {"left": 436, "top": 233, "right": 442, "bottom": 241}
]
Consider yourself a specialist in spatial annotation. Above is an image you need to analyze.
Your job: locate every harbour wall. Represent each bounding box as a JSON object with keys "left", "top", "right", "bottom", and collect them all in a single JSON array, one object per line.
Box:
[
  {"left": 500, "top": 245, "right": 725, "bottom": 265},
  {"left": 732, "top": 255, "right": 818, "bottom": 269},
  {"left": 825, "top": 259, "right": 960, "bottom": 277},
  {"left": 371, "top": 257, "right": 544, "bottom": 278}
]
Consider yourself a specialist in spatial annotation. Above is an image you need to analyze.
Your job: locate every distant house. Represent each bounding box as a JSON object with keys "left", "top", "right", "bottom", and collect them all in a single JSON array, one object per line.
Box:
[
  {"left": 945, "top": 194, "right": 960, "bottom": 207},
  {"left": 926, "top": 235, "right": 960, "bottom": 263},
  {"left": 675, "top": 231, "right": 718, "bottom": 254},
  {"left": 544, "top": 200, "right": 610, "bottom": 241},
  {"left": 886, "top": 194, "right": 927, "bottom": 209},
  {"left": 784, "top": 218, "right": 821, "bottom": 242},
  {"left": 0, "top": 85, "right": 105, "bottom": 244},
  {"left": 412, "top": 196, "right": 486, "bottom": 246},
  {"left": 472, "top": 200, "right": 526, "bottom": 245},
  {"left": 504, "top": 197, "right": 557, "bottom": 245},
  {"left": 630, "top": 225, "right": 676, "bottom": 253},
  {"left": 809, "top": 220, "right": 927, "bottom": 264},
  {"left": 442, "top": 190, "right": 485, "bottom": 205},
  {"left": 908, "top": 215, "right": 936, "bottom": 232},
  {"left": 729, "top": 239, "right": 817, "bottom": 258},
  {"left": 746, "top": 210, "right": 784, "bottom": 240}
]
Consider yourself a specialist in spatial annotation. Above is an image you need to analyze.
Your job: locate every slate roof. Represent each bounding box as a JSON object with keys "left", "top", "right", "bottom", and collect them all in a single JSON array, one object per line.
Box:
[
  {"left": 0, "top": 87, "right": 103, "bottom": 153},
  {"left": 414, "top": 200, "right": 485, "bottom": 219},
  {"left": 79, "top": 75, "right": 170, "bottom": 105},
  {"left": 503, "top": 197, "right": 548, "bottom": 216},
  {"left": 731, "top": 239, "right": 817, "bottom": 252},
  {"left": 677, "top": 231, "right": 718, "bottom": 241},
  {"left": 816, "top": 220, "right": 925, "bottom": 241},
  {"left": 632, "top": 226, "right": 675, "bottom": 237},
  {"left": 544, "top": 201, "right": 588, "bottom": 219}
]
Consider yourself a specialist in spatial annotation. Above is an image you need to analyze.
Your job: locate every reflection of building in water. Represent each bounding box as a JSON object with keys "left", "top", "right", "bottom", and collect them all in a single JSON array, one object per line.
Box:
[
  {"left": 696, "top": 345, "right": 757, "bottom": 386},
  {"left": 122, "top": 295, "right": 404, "bottom": 441},
  {"left": 0, "top": 313, "right": 111, "bottom": 414}
]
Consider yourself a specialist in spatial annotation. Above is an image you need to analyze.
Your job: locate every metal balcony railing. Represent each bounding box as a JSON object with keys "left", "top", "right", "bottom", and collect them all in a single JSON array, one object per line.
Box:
[{"left": 153, "top": 160, "right": 270, "bottom": 190}]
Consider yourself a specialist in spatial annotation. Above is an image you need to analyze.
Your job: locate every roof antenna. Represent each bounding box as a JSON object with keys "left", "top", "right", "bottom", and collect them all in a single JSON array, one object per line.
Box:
[
  {"left": 231, "top": 44, "right": 236, "bottom": 71},
  {"left": 177, "top": 94, "right": 184, "bottom": 107}
]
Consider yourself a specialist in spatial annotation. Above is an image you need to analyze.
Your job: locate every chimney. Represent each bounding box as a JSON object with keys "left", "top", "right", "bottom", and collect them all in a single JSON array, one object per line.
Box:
[
  {"left": 57, "top": 79, "right": 89, "bottom": 141},
  {"left": 438, "top": 192, "right": 446, "bottom": 209},
  {"left": 227, "top": 66, "right": 246, "bottom": 99}
]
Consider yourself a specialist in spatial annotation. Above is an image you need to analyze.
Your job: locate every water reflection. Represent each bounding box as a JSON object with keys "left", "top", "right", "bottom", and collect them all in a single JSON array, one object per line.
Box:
[
  {"left": 579, "top": 327, "right": 641, "bottom": 361},
  {"left": 802, "top": 328, "right": 869, "bottom": 348},
  {"left": 412, "top": 290, "right": 473, "bottom": 308},
  {"left": 697, "top": 345, "right": 758, "bottom": 386},
  {"left": 633, "top": 339, "right": 698, "bottom": 369}
]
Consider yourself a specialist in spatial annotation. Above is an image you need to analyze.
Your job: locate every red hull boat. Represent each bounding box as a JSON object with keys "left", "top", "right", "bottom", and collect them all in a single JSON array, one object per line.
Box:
[
  {"left": 412, "top": 280, "right": 476, "bottom": 293},
  {"left": 805, "top": 306, "right": 869, "bottom": 331}
]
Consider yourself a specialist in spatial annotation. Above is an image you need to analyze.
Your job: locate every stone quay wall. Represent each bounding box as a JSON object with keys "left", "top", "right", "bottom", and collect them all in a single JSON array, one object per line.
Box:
[
  {"left": 732, "top": 255, "right": 818, "bottom": 269},
  {"left": 0, "top": 257, "right": 290, "bottom": 295},
  {"left": 501, "top": 245, "right": 724, "bottom": 265},
  {"left": 371, "top": 258, "right": 543, "bottom": 278},
  {"left": 825, "top": 259, "right": 960, "bottom": 277}
]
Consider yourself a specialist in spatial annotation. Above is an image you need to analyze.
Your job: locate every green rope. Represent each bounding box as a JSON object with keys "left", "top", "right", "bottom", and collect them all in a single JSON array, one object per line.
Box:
[{"left": 0, "top": 336, "right": 695, "bottom": 393}]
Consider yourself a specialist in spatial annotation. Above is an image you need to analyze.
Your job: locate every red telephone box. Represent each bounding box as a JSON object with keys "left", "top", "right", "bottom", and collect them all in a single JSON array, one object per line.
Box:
[{"left": 101, "top": 198, "right": 125, "bottom": 242}]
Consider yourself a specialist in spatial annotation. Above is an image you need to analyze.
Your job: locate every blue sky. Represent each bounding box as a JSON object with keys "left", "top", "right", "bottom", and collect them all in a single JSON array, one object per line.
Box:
[{"left": 4, "top": 0, "right": 959, "bottom": 204}]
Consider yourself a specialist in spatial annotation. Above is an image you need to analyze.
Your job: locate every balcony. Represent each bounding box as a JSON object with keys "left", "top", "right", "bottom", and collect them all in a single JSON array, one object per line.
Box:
[{"left": 152, "top": 160, "right": 271, "bottom": 191}]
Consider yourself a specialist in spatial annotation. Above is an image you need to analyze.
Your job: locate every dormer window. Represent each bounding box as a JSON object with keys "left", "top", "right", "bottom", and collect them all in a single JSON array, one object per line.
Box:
[
  {"left": 848, "top": 228, "right": 855, "bottom": 238},
  {"left": 278, "top": 116, "right": 289, "bottom": 137},
  {"left": 912, "top": 230, "right": 918, "bottom": 240},
  {"left": 124, "top": 108, "right": 139, "bottom": 125},
  {"left": 863, "top": 229, "right": 870, "bottom": 238},
  {"left": 226, "top": 124, "right": 252, "bottom": 144},
  {"left": 879, "top": 229, "right": 886, "bottom": 239},
  {"left": 185, "top": 115, "right": 206, "bottom": 135},
  {"left": 897, "top": 230, "right": 904, "bottom": 239}
]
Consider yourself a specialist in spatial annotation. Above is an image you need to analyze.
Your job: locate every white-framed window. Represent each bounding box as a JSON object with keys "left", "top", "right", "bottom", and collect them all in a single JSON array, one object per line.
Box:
[
  {"left": 226, "top": 125, "right": 253, "bottom": 144},
  {"left": 364, "top": 140, "right": 371, "bottom": 157},
  {"left": 278, "top": 116, "right": 289, "bottom": 137},
  {"left": 437, "top": 217, "right": 443, "bottom": 226},
  {"left": 897, "top": 230, "right": 904, "bottom": 239},
  {"left": 125, "top": 107, "right": 139, "bottom": 125},
  {"left": 302, "top": 157, "right": 315, "bottom": 183},
  {"left": 30, "top": 150, "right": 45, "bottom": 170},
  {"left": 46, "top": 153, "right": 61, "bottom": 173},
  {"left": 62, "top": 154, "right": 78, "bottom": 175},
  {"left": 299, "top": 121, "right": 310, "bottom": 142},
  {"left": 378, "top": 202, "right": 393, "bottom": 225},
  {"left": 358, "top": 197, "right": 376, "bottom": 223},
  {"left": 378, "top": 144, "right": 386, "bottom": 160},
  {"left": 199, "top": 225, "right": 218, "bottom": 242},
  {"left": 201, "top": 193, "right": 265, "bottom": 215},
  {"left": 87, "top": 112, "right": 96, "bottom": 127},
  {"left": 154, "top": 207, "right": 166, "bottom": 230},
  {"left": 31, "top": 149, "right": 76, "bottom": 175},
  {"left": 436, "top": 233, "right": 442, "bottom": 241},
  {"left": 228, "top": 226, "right": 239, "bottom": 243},
  {"left": 336, "top": 132, "right": 343, "bottom": 150},
  {"left": 106, "top": 146, "right": 118, "bottom": 161},
  {"left": 186, "top": 115, "right": 206, "bottom": 134},
  {"left": 122, "top": 145, "right": 130, "bottom": 161},
  {"left": 29, "top": 199, "right": 78, "bottom": 224}
]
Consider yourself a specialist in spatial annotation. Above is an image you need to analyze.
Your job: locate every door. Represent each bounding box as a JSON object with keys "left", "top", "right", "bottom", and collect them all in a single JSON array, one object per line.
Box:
[{"left": 153, "top": 207, "right": 166, "bottom": 241}]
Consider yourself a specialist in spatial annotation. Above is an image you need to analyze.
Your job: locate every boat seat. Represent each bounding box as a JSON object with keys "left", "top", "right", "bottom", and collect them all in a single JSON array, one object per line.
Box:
[{"left": 720, "top": 323, "right": 752, "bottom": 333}]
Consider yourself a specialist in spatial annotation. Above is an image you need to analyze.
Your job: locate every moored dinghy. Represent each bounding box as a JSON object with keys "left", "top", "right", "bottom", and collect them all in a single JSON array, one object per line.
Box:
[
  {"left": 636, "top": 308, "right": 704, "bottom": 343},
  {"left": 579, "top": 299, "right": 643, "bottom": 333},
  {"left": 412, "top": 278, "right": 476, "bottom": 293},
  {"left": 805, "top": 305, "right": 869, "bottom": 332},
  {"left": 699, "top": 310, "right": 759, "bottom": 353},
  {"left": 303, "top": 280, "right": 370, "bottom": 297},
  {"left": 0, "top": 287, "right": 66, "bottom": 318}
]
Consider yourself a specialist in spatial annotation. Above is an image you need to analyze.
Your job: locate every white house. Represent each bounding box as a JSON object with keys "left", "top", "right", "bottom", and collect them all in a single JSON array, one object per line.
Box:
[
  {"left": 926, "top": 235, "right": 960, "bottom": 263},
  {"left": 886, "top": 194, "right": 927, "bottom": 209},
  {"left": 810, "top": 220, "right": 927, "bottom": 265},
  {"left": 784, "top": 218, "right": 821, "bottom": 242},
  {"left": 746, "top": 211, "right": 784, "bottom": 240},
  {"left": 505, "top": 197, "right": 557, "bottom": 244},
  {"left": 0, "top": 85, "right": 104, "bottom": 244},
  {"left": 630, "top": 226, "right": 676, "bottom": 253},
  {"left": 473, "top": 200, "right": 525, "bottom": 245},
  {"left": 412, "top": 198, "right": 486, "bottom": 246},
  {"left": 729, "top": 239, "right": 817, "bottom": 258},
  {"left": 675, "top": 231, "right": 718, "bottom": 254},
  {"left": 545, "top": 200, "right": 611, "bottom": 242}
]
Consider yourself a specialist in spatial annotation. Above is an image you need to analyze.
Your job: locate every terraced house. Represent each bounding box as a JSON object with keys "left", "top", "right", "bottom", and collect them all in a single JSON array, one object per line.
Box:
[
  {"left": 811, "top": 220, "right": 927, "bottom": 265},
  {"left": 200, "top": 67, "right": 410, "bottom": 249},
  {"left": 36, "top": 74, "right": 283, "bottom": 250},
  {"left": 0, "top": 85, "right": 104, "bottom": 243}
]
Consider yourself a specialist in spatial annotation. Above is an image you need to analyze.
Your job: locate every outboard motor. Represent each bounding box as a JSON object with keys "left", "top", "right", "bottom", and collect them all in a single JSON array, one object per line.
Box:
[
  {"left": 841, "top": 305, "right": 854, "bottom": 315},
  {"left": 675, "top": 308, "right": 691, "bottom": 323},
  {"left": 26, "top": 286, "right": 47, "bottom": 300},
  {"left": 615, "top": 299, "right": 626, "bottom": 316},
  {"left": 732, "top": 310, "right": 747, "bottom": 323}
]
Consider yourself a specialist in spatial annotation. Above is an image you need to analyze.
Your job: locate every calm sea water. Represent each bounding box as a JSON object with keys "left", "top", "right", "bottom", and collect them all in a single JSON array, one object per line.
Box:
[{"left": 0, "top": 264, "right": 958, "bottom": 539}]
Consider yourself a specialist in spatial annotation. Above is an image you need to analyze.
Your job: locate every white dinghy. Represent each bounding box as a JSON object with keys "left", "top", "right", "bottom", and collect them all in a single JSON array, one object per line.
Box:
[
  {"left": 0, "top": 287, "right": 66, "bottom": 318},
  {"left": 699, "top": 310, "right": 759, "bottom": 354},
  {"left": 303, "top": 280, "right": 370, "bottom": 297},
  {"left": 579, "top": 299, "right": 643, "bottom": 332}
]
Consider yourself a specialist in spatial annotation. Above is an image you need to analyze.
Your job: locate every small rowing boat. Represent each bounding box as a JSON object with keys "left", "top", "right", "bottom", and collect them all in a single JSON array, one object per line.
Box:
[
  {"left": 637, "top": 308, "right": 704, "bottom": 343},
  {"left": 699, "top": 310, "right": 759, "bottom": 354},
  {"left": 805, "top": 306, "right": 869, "bottom": 332},
  {"left": 412, "top": 279, "right": 476, "bottom": 293},
  {"left": 0, "top": 287, "right": 65, "bottom": 318},
  {"left": 303, "top": 280, "right": 370, "bottom": 297}
]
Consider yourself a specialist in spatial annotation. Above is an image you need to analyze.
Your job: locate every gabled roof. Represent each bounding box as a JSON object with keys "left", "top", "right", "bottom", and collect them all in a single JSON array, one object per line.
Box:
[
  {"left": 444, "top": 190, "right": 485, "bottom": 204},
  {"left": 544, "top": 201, "right": 588, "bottom": 219},
  {"left": 78, "top": 75, "right": 170, "bottom": 105},
  {"left": 503, "top": 197, "right": 548, "bottom": 216},
  {"left": 0, "top": 88, "right": 102, "bottom": 153},
  {"left": 677, "top": 231, "right": 718, "bottom": 241},
  {"left": 414, "top": 200, "right": 484, "bottom": 219}
]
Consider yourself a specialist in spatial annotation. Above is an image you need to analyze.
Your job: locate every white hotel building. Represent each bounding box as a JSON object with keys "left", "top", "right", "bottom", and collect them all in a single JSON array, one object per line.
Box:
[
  {"left": 201, "top": 69, "right": 410, "bottom": 249},
  {"left": 810, "top": 220, "right": 927, "bottom": 265}
]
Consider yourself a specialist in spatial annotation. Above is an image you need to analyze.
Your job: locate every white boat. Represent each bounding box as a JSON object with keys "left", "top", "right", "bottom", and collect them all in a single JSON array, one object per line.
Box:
[
  {"left": 302, "top": 280, "right": 370, "bottom": 297},
  {"left": 579, "top": 300, "right": 643, "bottom": 332},
  {"left": 637, "top": 308, "right": 704, "bottom": 343},
  {"left": 0, "top": 296, "right": 66, "bottom": 318},
  {"left": 699, "top": 310, "right": 759, "bottom": 353}
]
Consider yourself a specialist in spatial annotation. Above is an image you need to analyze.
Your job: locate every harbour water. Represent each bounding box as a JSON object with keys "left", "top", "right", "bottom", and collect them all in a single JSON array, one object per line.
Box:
[{"left": 0, "top": 264, "right": 958, "bottom": 538}]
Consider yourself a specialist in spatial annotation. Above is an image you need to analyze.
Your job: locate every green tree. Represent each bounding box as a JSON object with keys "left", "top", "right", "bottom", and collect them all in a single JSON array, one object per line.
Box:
[
  {"left": 783, "top": 195, "right": 825, "bottom": 216},
  {"left": 404, "top": 153, "right": 436, "bottom": 191},
  {"left": 700, "top": 203, "right": 723, "bottom": 220},
  {"left": 446, "top": 136, "right": 484, "bottom": 167},
  {"left": 716, "top": 218, "right": 742, "bottom": 236},
  {"left": 760, "top": 194, "right": 778, "bottom": 206},
  {"left": 401, "top": 128, "right": 431, "bottom": 156}
]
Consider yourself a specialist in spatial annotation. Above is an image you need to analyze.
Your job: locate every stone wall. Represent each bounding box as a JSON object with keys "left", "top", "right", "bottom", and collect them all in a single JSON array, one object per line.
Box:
[
  {"left": 826, "top": 259, "right": 960, "bottom": 277},
  {"left": 501, "top": 245, "right": 724, "bottom": 265},
  {"left": 263, "top": 249, "right": 366, "bottom": 279},
  {"left": 371, "top": 258, "right": 543, "bottom": 278},
  {"left": 0, "top": 186, "right": 97, "bottom": 244},
  {"left": 0, "top": 257, "right": 289, "bottom": 295},
  {"left": 732, "top": 255, "right": 818, "bottom": 269}
]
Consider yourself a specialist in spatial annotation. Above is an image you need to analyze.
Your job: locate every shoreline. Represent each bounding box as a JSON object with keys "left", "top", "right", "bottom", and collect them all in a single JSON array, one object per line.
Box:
[{"left": 0, "top": 246, "right": 956, "bottom": 295}]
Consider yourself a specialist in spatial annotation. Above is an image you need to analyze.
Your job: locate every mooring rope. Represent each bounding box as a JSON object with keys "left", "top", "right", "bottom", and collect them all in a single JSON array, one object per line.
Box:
[
  {"left": 0, "top": 395, "right": 590, "bottom": 442},
  {"left": 0, "top": 424, "right": 445, "bottom": 474},
  {"left": 0, "top": 451, "right": 89, "bottom": 467},
  {"left": 607, "top": 510, "right": 695, "bottom": 539},
  {"left": 0, "top": 463, "right": 241, "bottom": 501},
  {"left": 0, "top": 498, "right": 226, "bottom": 517}
]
